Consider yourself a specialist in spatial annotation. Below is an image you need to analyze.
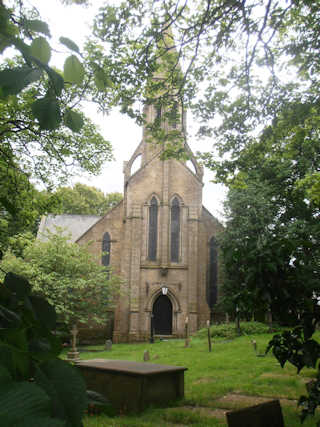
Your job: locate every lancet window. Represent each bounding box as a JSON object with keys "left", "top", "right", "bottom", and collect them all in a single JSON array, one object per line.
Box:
[
  {"left": 102, "top": 232, "right": 111, "bottom": 267},
  {"left": 148, "top": 196, "right": 158, "bottom": 260},
  {"left": 170, "top": 197, "right": 180, "bottom": 262}
]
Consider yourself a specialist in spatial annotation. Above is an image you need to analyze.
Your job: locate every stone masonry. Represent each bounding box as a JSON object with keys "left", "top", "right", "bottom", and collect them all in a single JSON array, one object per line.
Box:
[{"left": 76, "top": 96, "right": 223, "bottom": 342}]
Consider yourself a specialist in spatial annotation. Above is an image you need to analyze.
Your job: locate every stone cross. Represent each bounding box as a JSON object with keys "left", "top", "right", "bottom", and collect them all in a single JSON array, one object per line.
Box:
[{"left": 67, "top": 323, "right": 80, "bottom": 362}]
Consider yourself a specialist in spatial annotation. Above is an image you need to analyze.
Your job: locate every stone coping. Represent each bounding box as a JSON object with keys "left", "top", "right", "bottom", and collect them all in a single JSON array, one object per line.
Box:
[{"left": 77, "top": 358, "right": 187, "bottom": 376}]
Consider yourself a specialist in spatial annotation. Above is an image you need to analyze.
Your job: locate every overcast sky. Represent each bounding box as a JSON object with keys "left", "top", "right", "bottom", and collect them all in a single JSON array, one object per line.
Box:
[{"left": 27, "top": 0, "right": 227, "bottom": 221}]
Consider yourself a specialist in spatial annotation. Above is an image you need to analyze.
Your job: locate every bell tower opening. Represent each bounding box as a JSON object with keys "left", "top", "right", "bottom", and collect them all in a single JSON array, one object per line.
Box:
[{"left": 152, "top": 295, "right": 172, "bottom": 335}]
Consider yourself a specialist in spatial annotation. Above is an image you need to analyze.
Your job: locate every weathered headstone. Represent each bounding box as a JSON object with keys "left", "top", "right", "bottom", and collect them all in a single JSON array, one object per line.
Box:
[
  {"left": 184, "top": 316, "right": 190, "bottom": 347},
  {"left": 153, "top": 354, "right": 159, "bottom": 360},
  {"left": 143, "top": 350, "right": 150, "bottom": 361},
  {"left": 105, "top": 339, "right": 112, "bottom": 351},
  {"left": 226, "top": 399, "right": 284, "bottom": 427}
]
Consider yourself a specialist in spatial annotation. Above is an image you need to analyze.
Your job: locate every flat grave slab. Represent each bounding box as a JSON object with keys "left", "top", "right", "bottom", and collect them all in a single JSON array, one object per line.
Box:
[
  {"left": 77, "top": 358, "right": 187, "bottom": 413},
  {"left": 226, "top": 399, "right": 284, "bottom": 427}
]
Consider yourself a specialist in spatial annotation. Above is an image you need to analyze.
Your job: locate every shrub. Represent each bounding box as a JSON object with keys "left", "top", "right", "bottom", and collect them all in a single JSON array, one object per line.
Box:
[
  {"left": 195, "top": 321, "right": 279, "bottom": 340},
  {"left": 0, "top": 272, "right": 88, "bottom": 426}
]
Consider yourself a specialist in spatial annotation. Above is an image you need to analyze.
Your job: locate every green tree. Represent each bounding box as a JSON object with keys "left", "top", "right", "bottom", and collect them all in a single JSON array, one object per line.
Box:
[
  {"left": 1, "top": 230, "right": 121, "bottom": 329},
  {"left": 54, "top": 183, "right": 122, "bottom": 216},
  {"left": 0, "top": 73, "right": 114, "bottom": 185},
  {"left": 218, "top": 116, "right": 320, "bottom": 420},
  {"left": 0, "top": 158, "right": 60, "bottom": 251}
]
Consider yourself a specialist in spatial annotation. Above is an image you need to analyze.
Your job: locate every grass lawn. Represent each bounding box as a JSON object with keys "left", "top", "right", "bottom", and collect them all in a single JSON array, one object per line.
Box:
[{"left": 64, "top": 332, "right": 319, "bottom": 426}]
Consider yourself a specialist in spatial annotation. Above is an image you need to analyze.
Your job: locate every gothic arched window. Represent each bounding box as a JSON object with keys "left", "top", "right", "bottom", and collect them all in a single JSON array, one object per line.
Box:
[
  {"left": 102, "top": 232, "right": 111, "bottom": 267},
  {"left": 148, "top": 196, "right": 158, "bottom": 260},
  {"left": 170, "top": 197, "right": 180, "bottom": 262},
  {"left": 207, "top": 237, "right": 218, "bottom": 309}
]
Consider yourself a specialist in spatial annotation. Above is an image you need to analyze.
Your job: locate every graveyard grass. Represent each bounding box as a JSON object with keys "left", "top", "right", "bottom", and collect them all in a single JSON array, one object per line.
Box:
[{"left": 66, "top": 331, "right": 319, "bottom": 426}]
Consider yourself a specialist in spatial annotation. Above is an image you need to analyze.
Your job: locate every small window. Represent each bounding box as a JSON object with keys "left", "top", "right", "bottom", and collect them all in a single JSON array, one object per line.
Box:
[
  {"left": 148, "top": 196, "right": 158, "bottom": 260},
  {"left": 170, "top": 197, "right": 180, "bottom": 262},
  {"left": 102, "top": 232, "right": 111, "bottom": 267}
]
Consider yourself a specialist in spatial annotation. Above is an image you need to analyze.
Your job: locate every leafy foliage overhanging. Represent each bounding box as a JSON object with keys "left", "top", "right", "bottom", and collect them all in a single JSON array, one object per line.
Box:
[
  {"left": 0, "top": 1, "right": 114, "bottom": 251},
  {"left": 0, "top": 271, "right": 88, "bottom": 427}
]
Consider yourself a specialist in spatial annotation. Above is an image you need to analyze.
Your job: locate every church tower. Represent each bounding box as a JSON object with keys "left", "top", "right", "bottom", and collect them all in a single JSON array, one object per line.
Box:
[{"left": 109, "top": 76, "right": 221, "bottom": 341}]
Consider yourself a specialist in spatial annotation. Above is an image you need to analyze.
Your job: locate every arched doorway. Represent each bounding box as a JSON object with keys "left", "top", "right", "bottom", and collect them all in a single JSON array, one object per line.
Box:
[{"left": 152, "top": 295, "right": 172, "bottom": 335}]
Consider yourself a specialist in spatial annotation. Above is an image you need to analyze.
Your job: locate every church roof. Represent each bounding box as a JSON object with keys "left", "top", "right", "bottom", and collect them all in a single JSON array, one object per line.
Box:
[{"left": 37, "top": 214, "right": 101, "bottom": 243}]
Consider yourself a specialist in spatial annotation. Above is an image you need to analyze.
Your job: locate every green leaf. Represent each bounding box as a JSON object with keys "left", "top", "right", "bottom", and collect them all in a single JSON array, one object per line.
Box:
[
  {"left": 0, "top": 66, "right": 42, "bottom": 98},
  {"left": 0, "top": 304, "right": 20, "bottom": 327},
  {"left": 59, "top": 37, "right": 80, "bottom": 54},
  {"left": 63, "top": 55, "right": 84, "bottom": 85},
  {"left": 45, "top": 67, "right": 64, "bottom": 96},
  {"left": 0, "top": 381, "right": 50, "bottom": 425},
  {"left": 0, "top": 4, "right": 19, "bottom": 43},
  {"left": 0, "top": 305, "right": 20, "bottom": 327},
  {"left": 4, "top": 272, "right": 31, "bottom": 299},
  {"left": 35, "top": 359, "right": 87, "bottom": 426},
  {"left": 1, "top": 328, "right": 28, "bottom": 351},
  {"left": 0, "top": 341, "right": 29, "bottom": 380},
  {"left": 24, "top": 19, "right": 51, "bottom": 37},
  {"left": 0, "top": 365, "right": 12, "bottom": 386},
  {"left": 63, "top": 109, "right": 84, "bottom": 132},
  {"left": 93, "top": 67, "right": 111, "bottom": 90},
  {"left": 30, "top": 37, "right": 51, "bottom": 64},
  {"left": 29, "top": 296, "right": 57, "bottom": 330},
  {"left": 32, "top": 97, "right": 61, "bottom": 130}
]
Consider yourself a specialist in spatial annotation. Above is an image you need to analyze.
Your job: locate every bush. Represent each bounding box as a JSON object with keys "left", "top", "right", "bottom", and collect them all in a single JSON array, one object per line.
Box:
[
  {"left": 0, "top": 272, "right": 88, "bottom": 426},
  {"left": 195, "top": 321, "right": 279, "bottom": 340}
]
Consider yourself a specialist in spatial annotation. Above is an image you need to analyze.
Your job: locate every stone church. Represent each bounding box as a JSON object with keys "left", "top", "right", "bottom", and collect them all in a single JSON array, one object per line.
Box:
[{"left": 38, "top": 70, "right": 223, "bottom": 343}]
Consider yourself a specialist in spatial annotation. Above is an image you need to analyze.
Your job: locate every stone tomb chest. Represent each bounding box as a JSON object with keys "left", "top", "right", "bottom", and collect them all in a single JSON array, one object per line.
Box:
[{"left": 77, "top": 358, "right": 187, "bottom": 413}]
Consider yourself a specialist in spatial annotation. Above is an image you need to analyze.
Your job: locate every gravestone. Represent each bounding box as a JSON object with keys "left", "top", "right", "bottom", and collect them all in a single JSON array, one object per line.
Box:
[
  {"left": 226, "top": 399, "right": 284, "bottom": 427},
  {"left": 143, "top": 350, "right": 150, "bottom": 361},
  {"left": 105, "top": 339, "right": 112, "bottom": 351}
]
